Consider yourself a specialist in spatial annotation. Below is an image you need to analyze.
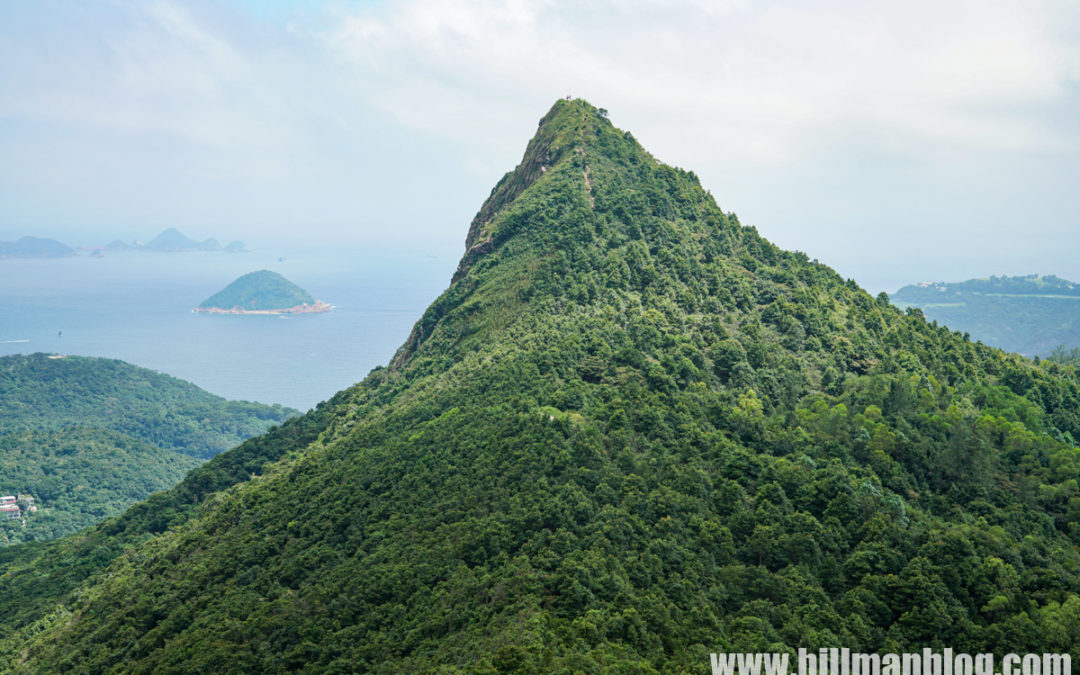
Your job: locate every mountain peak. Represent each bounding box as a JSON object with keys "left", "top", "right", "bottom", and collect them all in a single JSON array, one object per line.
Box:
[
  {"left": 403, "top": 98, "right": 727, "bottom": 368},
  {"left": 457, "top": 98, "right": 654, "bottom": 273},
  {"left": 11, "top": 100, "right": 1080, "bottom": 672},
  {"left": 461, "top": 98, "right": 589, "bottom": 252}
]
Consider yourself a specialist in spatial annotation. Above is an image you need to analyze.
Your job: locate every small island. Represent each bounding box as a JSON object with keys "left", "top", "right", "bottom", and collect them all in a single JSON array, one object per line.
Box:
[{"left": 195, "top": 270, "right": 331, "bottom": 315}]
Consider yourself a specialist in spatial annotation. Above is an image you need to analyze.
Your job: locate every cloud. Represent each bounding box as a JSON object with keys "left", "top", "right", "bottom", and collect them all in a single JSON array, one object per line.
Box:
[
  {"left": 309, "top": 0, "right": 1080, "bottom": 289},
  {"left": 71, "top": 6, "right": 313, "bottom": 157},
  {"left": 0, "top": 1, "right": 427, "bottom": 244},
  {"left": 313, "top": 0, "right": 1078, "bottom": 168},
  {"left": 0, "top": 0, "right": 1078, "bottom": 283}
]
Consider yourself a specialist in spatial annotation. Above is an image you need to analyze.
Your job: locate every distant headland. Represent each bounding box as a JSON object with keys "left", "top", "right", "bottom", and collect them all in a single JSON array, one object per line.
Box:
[
  {"left": 890, "top": 273, "right": 1080, "bottom": 356},
  {"left": 195, "top": 270, "right": 331, "bottom": 315},
  {"left": 1, "top": 228, "right": 249, "bottom": 258},
  {"left": 119, "top": 228, "right": 249, "bottom": 253},
  {"left": 0, "top": 236, "right": 75, "bottom": 258}
]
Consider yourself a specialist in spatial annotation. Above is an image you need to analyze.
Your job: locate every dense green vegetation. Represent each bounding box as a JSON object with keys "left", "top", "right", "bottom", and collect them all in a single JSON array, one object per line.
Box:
[
  {"left": 891, "top": 274, "right": 1080, "bottom": 355},
  {"left": 1, "top": 100, "right": 1078, "bottom": 672},
  {"left": 0, "top": 354, "right": 295, "bottom": 458},
  {"left": 0, "top": 354, "right": 296, "bottom": 543},
  {"left": 0, "top": 428, "right": 201, "bottom": 543},
  {"left": 199, "top": 269, "right": 316, "bottom": 311},
  {"left": 0, "top": 400, "right": 337, "bottom": 630}
]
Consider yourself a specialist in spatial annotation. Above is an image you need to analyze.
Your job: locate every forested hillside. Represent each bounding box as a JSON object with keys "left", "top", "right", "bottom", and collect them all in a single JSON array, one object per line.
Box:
[
  {"left": 0, "top": 354, "right": 296, "bottom": 458},
  {"left": 0, "top": 428, "right": 201, "bottom": 542},
  {"left": 891, "top": 274, "right": 1080, "bottom": 356},
  {"left": 2, "top": 100, "right": 1078, "bottom": 672},
  {"left": 0, "top": 354, "right": 297, "bottom": 543}
]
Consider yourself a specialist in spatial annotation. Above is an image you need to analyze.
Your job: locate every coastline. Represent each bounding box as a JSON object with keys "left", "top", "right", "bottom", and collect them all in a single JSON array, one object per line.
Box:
[{"left": 193, "top": 300, "right": 333, "bottom": 315}]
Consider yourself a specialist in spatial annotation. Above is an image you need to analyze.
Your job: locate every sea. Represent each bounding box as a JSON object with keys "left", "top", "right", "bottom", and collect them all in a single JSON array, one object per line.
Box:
[{"left": 0, "top": 246, "right": 457, "bottom": 411}]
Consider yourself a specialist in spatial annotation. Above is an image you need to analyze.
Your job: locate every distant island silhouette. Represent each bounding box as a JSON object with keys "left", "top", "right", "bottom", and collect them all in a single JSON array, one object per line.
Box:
[{"left": 0, "top": 236, "right": 75, "bottom": 258}]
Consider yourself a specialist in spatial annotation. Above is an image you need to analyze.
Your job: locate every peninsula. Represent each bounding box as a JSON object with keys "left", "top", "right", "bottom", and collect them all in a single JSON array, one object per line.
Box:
[
  {"left": 891, "top": 273, "right": 1080, "bottom": 355},
  {"left": 196, "top": 270, "right": 331, "bottom": 315}
]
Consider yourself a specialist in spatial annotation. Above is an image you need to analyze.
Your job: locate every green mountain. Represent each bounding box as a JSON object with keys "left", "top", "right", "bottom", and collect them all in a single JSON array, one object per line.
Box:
[
  {"left": 0, "top": 354, "right": 298, "bottom": 544},
  {"left": 198, "top": 269, "right": 324, "bottom": 313},
  {"left": 0, "top": 354, "right": 297, "bottom": 459},
  {"left": 0, "top": 427, "right": 201, "bottom": 544},
  {"left": 0, "top": 236, "right": 74, "bottom": 258},
  {"left": 2, "top": 100, "right": 1080, "bottom": 672},
  {"left": 141, "top": 227, "right": 221, "bottom": 252},
  {"left": 892, "top": 274, "right": 1080, "bottom": 356}
]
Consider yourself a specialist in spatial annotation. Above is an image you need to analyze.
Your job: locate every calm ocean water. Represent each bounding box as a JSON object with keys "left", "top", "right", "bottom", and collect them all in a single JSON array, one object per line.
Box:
[{"left": 0, "top": 247, "right": 456, "bottom": 410}]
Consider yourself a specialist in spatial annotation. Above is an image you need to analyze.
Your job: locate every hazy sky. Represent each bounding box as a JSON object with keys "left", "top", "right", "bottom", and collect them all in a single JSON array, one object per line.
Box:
[{"left": 1, "top": 0, "right": 1077, "bottom": 292}]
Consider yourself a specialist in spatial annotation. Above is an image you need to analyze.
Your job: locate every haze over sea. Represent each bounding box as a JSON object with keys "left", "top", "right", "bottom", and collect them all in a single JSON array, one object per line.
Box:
[{"left": 0, "top": 247, "right": 455, "bottom": 410}]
